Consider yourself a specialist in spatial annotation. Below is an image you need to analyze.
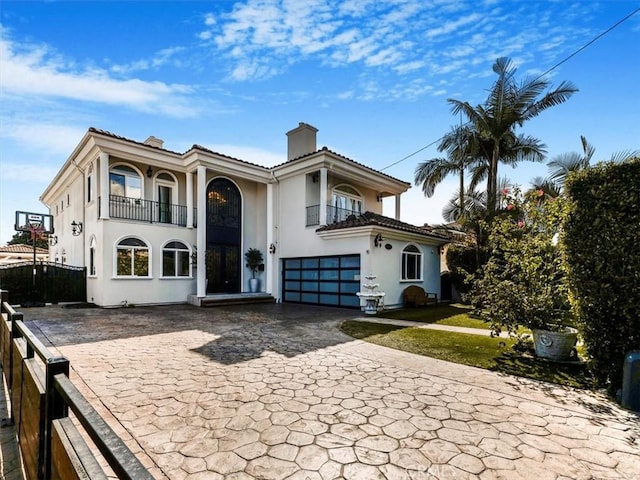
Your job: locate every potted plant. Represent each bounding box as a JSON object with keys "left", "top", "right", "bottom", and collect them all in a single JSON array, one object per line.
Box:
[
  {"left": 245, "top": 248, "right": 264, "bottom": 293},
  {"left": 472, "top": 188, "right": 578, "bottom": 361}
]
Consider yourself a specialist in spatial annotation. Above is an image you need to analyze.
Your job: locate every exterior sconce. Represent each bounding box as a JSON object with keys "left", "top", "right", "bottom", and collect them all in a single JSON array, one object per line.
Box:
[
  {"left": 374, "top": 233, "right": 384, "bottom": 248},
  {"left": 71, "top": 221, "right": 83, "bottom": 236},
  {"left": 376, "top": 194, "right": 382, "bottom": 202},
  {"left": 48, "top": 235, "right": 58, "bottom": 246},
  {"left": 269, "top": 243, "right": 276, "bottom": 254},
  {"left": 146, "top": 166, "right": 153, "bottom": 178}
]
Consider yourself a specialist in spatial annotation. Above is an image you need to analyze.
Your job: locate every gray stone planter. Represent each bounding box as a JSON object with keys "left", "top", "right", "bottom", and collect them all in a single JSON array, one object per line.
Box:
[
  {"left": 532, "top": 327, "right": 578, "bottom": 361},
  {"left": 249, "top": 278, "right": 260, "bottom": 293}
]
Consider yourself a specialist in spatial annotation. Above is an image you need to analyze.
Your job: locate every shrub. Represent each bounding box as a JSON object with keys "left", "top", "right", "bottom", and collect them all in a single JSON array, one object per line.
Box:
[
  {"left": 471, "top": 188, "right": 572, "bottom": 336},
  {"left": 563, "top": 158, "right": 640, "bottom": 392},
  {"left": 446, "top": 243, "right": 488, "bottom": 299}
]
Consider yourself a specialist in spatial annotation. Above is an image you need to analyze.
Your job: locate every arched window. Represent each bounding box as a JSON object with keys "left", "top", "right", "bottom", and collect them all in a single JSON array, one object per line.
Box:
[
  {"left": 89, "top": 236, "right": 97, "bottom": 276},
  {"left": 162, "top": 241, "right": 190, "bottom": 277},
  {"left": 115, "top": 237, "right": 149, "bottom": 277},
  {"left": 110, "top": 165, "right": 142, "bottom": 199},
  {"left": 331, "top": 185, "right": 363, "bottom": 222},
  {"left": 402, "top": 244, "right": 422, "bottom": 281}
]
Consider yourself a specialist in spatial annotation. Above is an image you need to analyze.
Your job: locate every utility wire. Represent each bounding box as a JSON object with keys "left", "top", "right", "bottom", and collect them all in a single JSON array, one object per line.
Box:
[{"left": 380, "top": 6, "right": 640, "bottom": 172}]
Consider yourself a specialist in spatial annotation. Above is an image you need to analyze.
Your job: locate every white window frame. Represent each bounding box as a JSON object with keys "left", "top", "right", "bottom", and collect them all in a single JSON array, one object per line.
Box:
[
  {"left": 154, "top": 171, "right": 178, "bottom": 224},
  {"left": 401, "top": 244, "right": 423, "bottom": 281},
  {"left": 89, "top": 236, "right": 97, "bottom": 277},
  {"left": 109, "top": 164, "right": 143, "bottom": 199},
  {"left": 161, "top": 240, "right": 191, "bottom": 278},
  {"left": 114, "top": 236, "right": 151, "bottom": 278},
  {"left": 331, "top": 184, "right": 363, "bottom": 222}
]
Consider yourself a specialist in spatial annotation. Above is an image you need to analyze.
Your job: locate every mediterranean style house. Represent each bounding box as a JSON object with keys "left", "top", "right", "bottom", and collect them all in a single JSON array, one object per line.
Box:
[{"left": 40, "top": 123, "right": 448, "bottom": 308}]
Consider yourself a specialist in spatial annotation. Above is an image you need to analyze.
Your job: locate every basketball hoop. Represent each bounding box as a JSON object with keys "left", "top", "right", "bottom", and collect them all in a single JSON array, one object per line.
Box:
[{"left": 27, "top": 224, "right": 45, "bottom": 241}]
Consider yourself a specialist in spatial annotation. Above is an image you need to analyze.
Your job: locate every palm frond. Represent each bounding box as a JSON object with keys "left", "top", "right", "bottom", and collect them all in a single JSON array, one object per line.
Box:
[
  {"left": 609, "top": 149, "right": 640, "bottom": 163},
  {"left": 414, "top": 157, "right": 458, "bottom": 197}
]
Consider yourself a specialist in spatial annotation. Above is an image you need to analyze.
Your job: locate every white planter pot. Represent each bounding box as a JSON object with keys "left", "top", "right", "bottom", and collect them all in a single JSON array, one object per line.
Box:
[
  {"left": 249, "top": 278, "right": 260, "bottom": 293},
  {"left": 532, "top": 327, "right": 578, "bottom": 361}
]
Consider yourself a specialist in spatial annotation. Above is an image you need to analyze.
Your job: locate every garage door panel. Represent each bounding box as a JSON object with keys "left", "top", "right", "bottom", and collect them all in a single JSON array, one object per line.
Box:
[{"left": 283, "top": 254, "right": 360, "bottom": 308}]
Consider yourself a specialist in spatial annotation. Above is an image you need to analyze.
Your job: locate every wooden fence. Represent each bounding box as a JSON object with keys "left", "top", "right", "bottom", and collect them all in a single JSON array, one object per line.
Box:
[{"left": 0, "top": 290, "right": 153, "bottom": 480}]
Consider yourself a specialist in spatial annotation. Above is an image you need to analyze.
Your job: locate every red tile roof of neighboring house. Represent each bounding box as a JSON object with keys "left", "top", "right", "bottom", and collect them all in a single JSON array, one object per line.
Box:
[
  {"left": 316, "top": 211, "right": 449, "bottom": 241},
  {"left": 0, "top": 244, "right": 49, "bottom": 254}
]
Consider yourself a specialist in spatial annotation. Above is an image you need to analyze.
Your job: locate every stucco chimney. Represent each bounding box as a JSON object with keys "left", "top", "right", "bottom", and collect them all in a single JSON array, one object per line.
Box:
[
  {"left": 286, "top": 122, "right": 318, "bottom": 161},
  {"left": 144, "top": 136, "right": 164, "bottom": 149}
]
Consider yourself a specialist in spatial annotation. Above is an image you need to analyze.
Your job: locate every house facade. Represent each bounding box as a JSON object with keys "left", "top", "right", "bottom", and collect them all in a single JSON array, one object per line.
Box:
[{"left": 40, "top": 123, "right": 448, "bottom": 308}]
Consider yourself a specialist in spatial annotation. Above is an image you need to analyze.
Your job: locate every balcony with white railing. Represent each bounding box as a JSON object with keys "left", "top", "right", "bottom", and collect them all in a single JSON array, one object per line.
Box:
[{"left": 99, "top": 195, "right": 197, "bottom": 227}]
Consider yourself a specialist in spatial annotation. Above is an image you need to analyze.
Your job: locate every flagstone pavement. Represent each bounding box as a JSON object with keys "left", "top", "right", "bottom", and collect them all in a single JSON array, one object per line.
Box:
[{"left": 14, "top": 303, "right": 640, "bottom": 479}]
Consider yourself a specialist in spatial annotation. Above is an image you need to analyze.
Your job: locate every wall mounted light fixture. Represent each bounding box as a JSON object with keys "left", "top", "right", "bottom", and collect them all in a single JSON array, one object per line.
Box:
[
  {"left": 146, "top": 166, "right": 153, "bottom": 178},
  {"left": 71, "top": 221, "right": 83, "bottom": 236},
  {"left": 374, "top": 233, "right": 384, "bottom": 248},
  {"left": 269, "top": 243, "right": 277, "bottom": 254},
  {"left": 48, "top": 235, "right": 58, "bottom": 246}
]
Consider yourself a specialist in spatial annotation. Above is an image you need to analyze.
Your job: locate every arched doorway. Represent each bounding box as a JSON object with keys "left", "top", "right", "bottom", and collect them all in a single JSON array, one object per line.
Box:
[{"left": 206, "top": 178, "right": 241, "bottom": 293}]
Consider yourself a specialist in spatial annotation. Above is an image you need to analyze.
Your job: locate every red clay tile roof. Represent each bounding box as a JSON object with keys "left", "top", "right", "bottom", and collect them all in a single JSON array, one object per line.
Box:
[
  {"left": 273, "top": 146, "right": 410, "bottom": 186},
  {"left": 0, "top": 244, "right": 49, "bottom": 254},
  {"left": 88, "top": 127, "right": 183, "bottom": 155},
  {"left": 187, "top": 144, "right": 269, "bottom": 170},
  {"left": 90, "top": 128, "right": 408, "bottom": 185},
  {"left": 89, "top": 128, "right": 271, "bottom": 170},
  {"left": 316, "top": 212, "right": 449, "bottom": 241}
]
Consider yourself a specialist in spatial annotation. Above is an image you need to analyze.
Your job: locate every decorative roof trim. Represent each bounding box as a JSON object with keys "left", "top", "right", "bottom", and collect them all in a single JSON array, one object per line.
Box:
[{"left": 316, "top": 211, "right": 449, "bottom": 242}]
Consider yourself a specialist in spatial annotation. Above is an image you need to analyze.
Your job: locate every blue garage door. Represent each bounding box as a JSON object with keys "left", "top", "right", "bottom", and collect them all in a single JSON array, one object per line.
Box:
[{"left": 282, "top": 254, "right": 361, "bottom": 308}]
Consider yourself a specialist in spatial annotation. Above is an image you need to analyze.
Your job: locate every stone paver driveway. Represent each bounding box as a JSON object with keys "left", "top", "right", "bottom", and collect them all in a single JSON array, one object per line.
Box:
[{"left": 23, "top": 304, "right": 639, "bottom": 479}]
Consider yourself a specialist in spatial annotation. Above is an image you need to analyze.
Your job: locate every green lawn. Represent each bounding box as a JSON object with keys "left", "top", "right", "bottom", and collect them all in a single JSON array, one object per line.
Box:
[
  {"left": 376, "top": 304, "right": 489, "bottom": 329},
  {"left": 341, "top": 319, "right": 595, "bottom": 389}
]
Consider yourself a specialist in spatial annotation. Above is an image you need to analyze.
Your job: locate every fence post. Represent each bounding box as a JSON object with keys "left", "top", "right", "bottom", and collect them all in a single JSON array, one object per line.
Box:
[
  {"left": 0, "top": 289, "right": 6, "bottom": 369},
  {"left": 8, "top": 309, "right": 24, "bottom": 425},
  {"left": 44, "top": 356, "right": 70, "bottom": 480}
]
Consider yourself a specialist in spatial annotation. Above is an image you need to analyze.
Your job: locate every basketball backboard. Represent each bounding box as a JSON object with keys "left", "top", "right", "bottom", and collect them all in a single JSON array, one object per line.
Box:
[{"left": 15, "top": 211, "right": 54, "bottom": 234}]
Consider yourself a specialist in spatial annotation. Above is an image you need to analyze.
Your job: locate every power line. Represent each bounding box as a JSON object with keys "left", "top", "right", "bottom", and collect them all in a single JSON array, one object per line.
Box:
[
  {"left": 381, "top": 6, "right": 640, "bottom": 173},
  {"left": 380, "top": 137, "right": 443, "bottom": 171}
]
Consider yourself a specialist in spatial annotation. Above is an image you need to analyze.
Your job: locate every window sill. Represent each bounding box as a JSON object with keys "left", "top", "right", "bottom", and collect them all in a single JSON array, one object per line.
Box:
[
  {"left": 159, "top": 276, "right": 194, "bottom": 280},
  {"left": 112, "top": 276, "right": 152, "bottom": 280},
  {"left": 400, "top": 279, "right": 423, "bottom": 283}
]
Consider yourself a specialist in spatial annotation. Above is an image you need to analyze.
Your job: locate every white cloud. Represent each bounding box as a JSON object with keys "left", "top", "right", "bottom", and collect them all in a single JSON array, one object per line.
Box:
[
  {"left": 424, "top": 13, "right": 482, "bottom": 39},
  {"left": 0, "top": 123, "right": 86, "bottom": 155},
  {"left": 204, "top": 13, "right": 216, "bottom": 26},
  {"left": 0, "top": 34, "right": 197, "bottom": 117}
]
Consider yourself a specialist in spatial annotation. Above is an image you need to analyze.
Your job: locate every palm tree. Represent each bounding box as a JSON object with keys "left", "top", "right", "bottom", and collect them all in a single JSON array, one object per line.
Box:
[
  {"left": 442, "top": 177, "right": 513, "bottom": 247},
  {"left": 531, "top": 136, "right": 639, "bottom": 197},
  {"left": 414, "top": 124, "right": 480, "bottom": 221},
  {"left": 449, "top": 57, "right": 578, "bottom": 218}
]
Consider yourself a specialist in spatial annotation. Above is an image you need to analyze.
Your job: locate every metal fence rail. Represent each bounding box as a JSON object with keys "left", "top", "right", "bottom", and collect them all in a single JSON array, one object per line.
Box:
[{"left": 0, "top": 290, "right": 153, "bottom": 479}]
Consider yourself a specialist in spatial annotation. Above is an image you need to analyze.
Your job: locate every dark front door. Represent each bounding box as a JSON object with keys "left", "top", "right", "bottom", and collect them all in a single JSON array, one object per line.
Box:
[{"left": 206, "top": 178, "right": 241, "bottom": 293}]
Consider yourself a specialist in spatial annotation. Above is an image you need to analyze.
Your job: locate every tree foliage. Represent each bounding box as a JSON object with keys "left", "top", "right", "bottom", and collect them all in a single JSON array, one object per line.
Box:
[
  {"left": 448, "top": 57, "right": 577, "bottom": 219},
  {"left": 7, "top": 231, "right": 49, "bottom": 249},
  {"left": 563, "top": 158, "right": 640, "bottom": 392},
  {"left": 471, "top": 188, "right": 572, "bottom": 337}
]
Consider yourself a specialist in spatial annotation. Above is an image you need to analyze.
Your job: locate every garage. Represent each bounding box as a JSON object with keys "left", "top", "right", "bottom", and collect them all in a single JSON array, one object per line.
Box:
[{"left": 282, "top": 254, "right": 361, "bottom": 308}]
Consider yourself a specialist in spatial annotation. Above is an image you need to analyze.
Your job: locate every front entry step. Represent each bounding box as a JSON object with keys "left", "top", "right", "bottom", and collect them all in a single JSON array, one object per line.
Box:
[{"left": 188, "top": 293, "right": 275, "bottom": 307}]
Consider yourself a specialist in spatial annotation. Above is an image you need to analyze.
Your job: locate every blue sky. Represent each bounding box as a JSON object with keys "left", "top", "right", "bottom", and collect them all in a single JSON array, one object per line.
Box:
[{"left": 1, "top": 0, "right": 639, "bottom": 244}]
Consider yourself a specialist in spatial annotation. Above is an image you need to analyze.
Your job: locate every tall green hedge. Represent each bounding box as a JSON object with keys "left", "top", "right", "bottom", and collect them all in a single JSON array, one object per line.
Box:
[{"left": 563, "top": 158, "right": 640, "bottom": 392}]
